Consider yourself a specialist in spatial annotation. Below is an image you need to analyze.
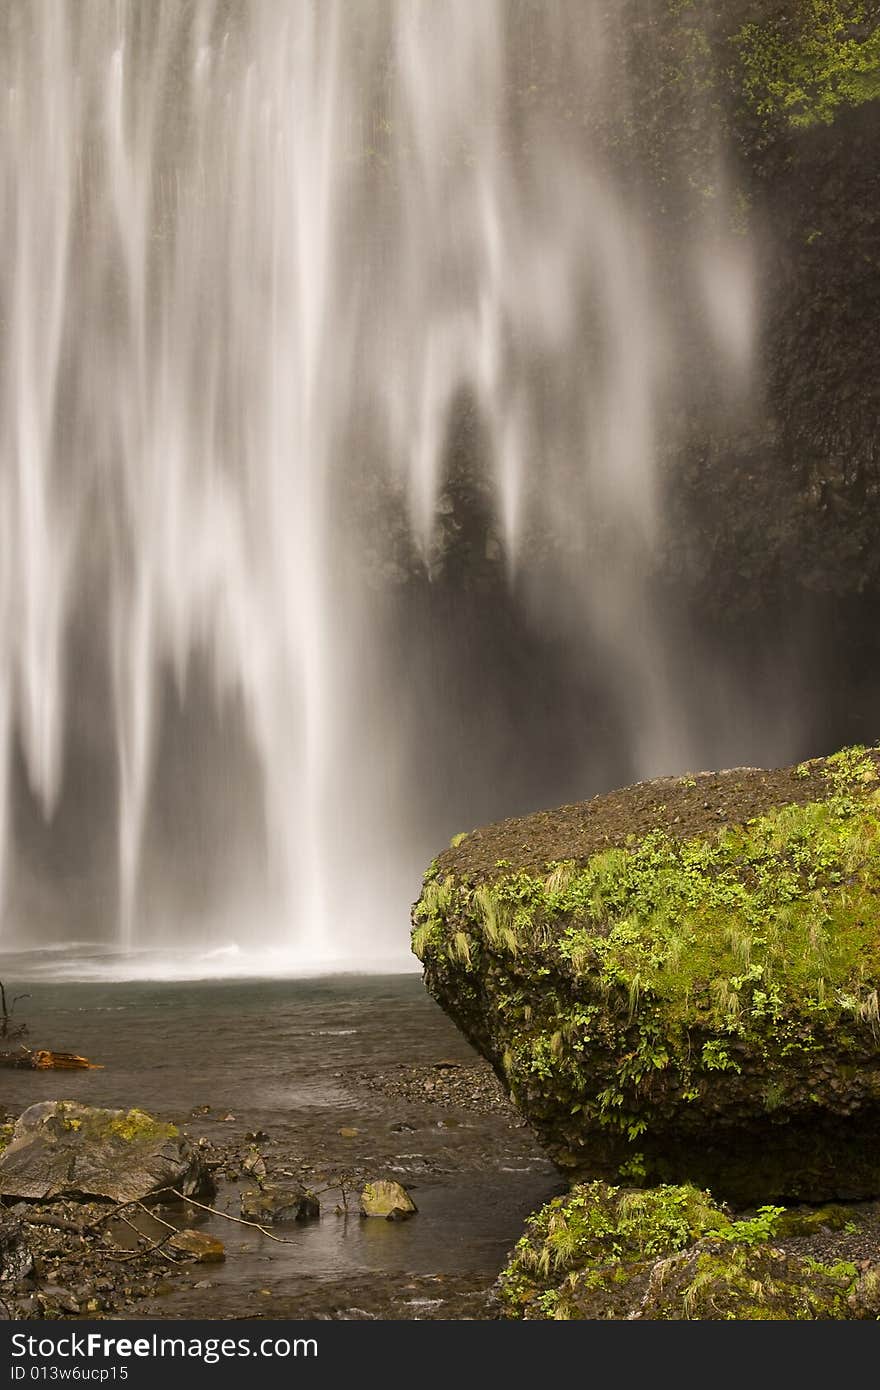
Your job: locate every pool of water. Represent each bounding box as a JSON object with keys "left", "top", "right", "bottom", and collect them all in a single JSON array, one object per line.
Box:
[{"left": 0, "top": 971, "right": 561, "bottom": 1318}]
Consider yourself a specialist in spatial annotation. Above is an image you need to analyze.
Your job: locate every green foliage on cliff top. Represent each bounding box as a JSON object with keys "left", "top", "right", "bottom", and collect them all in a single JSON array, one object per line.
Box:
[
  {"left": 735, "top": 1, "right": 880, "bottom": 128},
  {"left": 499, "top": 1180, "right": 876, "bottom": 1319}
]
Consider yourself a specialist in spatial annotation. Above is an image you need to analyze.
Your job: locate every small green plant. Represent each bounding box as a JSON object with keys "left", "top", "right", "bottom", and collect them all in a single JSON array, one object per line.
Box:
[
  {"left": 618, "top": 1153, "right": 647, "bottom": 1183},
  {"left": 701, "top": 1039, "right": 740, "bottom": 1072},
  {"left": 708, "top": 1205, "right": 786, "bottom": 1247},
  {"left": 735, "top": 2, "right": 880, "bottom": 130}
]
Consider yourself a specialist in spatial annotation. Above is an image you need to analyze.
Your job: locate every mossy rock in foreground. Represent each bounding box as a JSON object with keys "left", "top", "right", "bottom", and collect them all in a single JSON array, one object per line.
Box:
[
  {"left": 0, "top": 1101, "right": 213, "bottom": 1204},
  {"left": 414, "top": 747, "right": 880, "bottom": 1202},
  {"left": 499, "top": 1182, "right": 880, "bottom": 1320}
]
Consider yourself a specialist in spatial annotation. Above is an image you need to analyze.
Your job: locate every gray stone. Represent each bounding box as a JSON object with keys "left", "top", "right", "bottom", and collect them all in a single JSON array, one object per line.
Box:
[
  {"left": 240, "top": 1183, "right": 319, "bottom": 1224},
  {"left": 0, "top": 1101, "right": 213, "bottom": 1204}
]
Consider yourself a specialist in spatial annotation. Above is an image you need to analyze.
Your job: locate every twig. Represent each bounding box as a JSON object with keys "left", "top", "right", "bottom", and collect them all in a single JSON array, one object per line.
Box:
[
  {"left": 84, "top": 1189, "right": 174, "bottom": 1232},
  {"left": 135, "top": 1202, "right": 177, "bottom": 1233},
  {"left": 168, "top": 1189, "right": 299, "bottom": 1244},
  {"left": 105, "top": 1216, "right": 181, "bottom": 1265}
]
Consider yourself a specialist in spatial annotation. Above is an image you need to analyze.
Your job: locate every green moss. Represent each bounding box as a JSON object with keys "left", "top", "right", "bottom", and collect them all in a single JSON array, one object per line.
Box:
[
  {"left": 734, "top": 1, "right": 880, "bottom": 130},
  {"left": 499, "top": 1181, "right": 725, "bottom": 1319},
  {"left": 771, "top": 1204, "right": 851, "bottom": 1237},
  {"left": 103, "top": 1109, "right": 178, "bottom": 1143},
  {"left": 412, "top": 874, "right": 456, "bottom": 961},
  {"left": 55, "top": 1102, "right": 178, "bottom": 1144},
  {"left": 670, "top": 1245, "right": 860, "bottom": 1319},
  {"left": 500, "top": 1182, "right": 879, "bottom": 1320}
]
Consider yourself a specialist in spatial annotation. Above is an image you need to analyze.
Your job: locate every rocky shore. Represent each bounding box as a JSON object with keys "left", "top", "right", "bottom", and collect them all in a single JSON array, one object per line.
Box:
[
  {"left": 414, "top": 746, "right": 880, "bottom": 1318},
  {"left": 0, "top": 1103, "right": 221, "bottom": 1319},
  {"left": 0, "top": 1014, "right": 554, "bottom": 1322},
  {"left": 0, "top": 1099, "right": 423, "bottom": 1321},
  {"left": 360, "top": 1058, "right": 517, "bottom": 1118}
]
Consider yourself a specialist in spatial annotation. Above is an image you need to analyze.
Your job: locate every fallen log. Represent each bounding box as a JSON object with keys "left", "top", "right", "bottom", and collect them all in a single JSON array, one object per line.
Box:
[
  {"left": 32, "top": 1049, "right": 103, "bottom": 1070},
  {"left": 0, "top": 1046, "right": 102, "bottom": 1070}
]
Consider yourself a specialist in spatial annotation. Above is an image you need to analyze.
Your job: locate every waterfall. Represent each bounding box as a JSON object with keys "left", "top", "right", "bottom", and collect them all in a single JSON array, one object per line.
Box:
[{"left": 0, "top": 1, "right": 760, "bottom": 968}]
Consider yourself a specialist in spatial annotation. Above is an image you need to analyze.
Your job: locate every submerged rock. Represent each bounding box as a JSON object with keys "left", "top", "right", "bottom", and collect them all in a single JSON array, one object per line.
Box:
[
  {"left": 240, "top": 1183, "right": 319, "bottom": 1224},
  {"left": 499, "top": 1182, "right": 880, "bottom": 1321},
  {"left": 168, "top": 1229, "right": 226, "bottom": 1263},
  {"left": 360, "top": 1179, "right": 417, "bottom": 1219},
  {"left": 414, "top": 749, "right": 880, "bottom": 1203},
  {"left": 0, "top": 1101, "right": 213, "bottom": 1204}
]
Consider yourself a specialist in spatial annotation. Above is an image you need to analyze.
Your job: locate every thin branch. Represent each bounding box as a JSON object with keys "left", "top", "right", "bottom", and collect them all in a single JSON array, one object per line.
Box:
[
  {"left": 84, "top": 1188, "right": 174, "bottom": 1232},
  {"left": 105, "top": 1216, "right": 181, "bottom": 1265},
  {"left": 135, "top": 1201, "right": 177, "bottom": 1233},
  {"left": 168, "top": 1188, "right": 299, "bottom": 1244}
]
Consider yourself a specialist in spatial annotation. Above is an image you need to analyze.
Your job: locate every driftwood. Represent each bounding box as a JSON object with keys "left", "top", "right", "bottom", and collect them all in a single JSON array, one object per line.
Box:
[
  {"left": 0, "top": 1046, "right": 102, "bottom": 1070},
  {"left": 0, "top": 980, "right": 100, "bottom": 1068}
]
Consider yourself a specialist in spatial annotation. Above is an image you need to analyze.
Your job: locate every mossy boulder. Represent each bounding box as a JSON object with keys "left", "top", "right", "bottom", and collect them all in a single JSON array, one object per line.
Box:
[
  {"left": 499, "top": 1181, "right": 880, "bottom": 1320},
  {"left": 415, "top": 748, "right": 880, "bottom": 1203},
  {"left": 0, "top": 1101, "right": 213, "bottom": 1204},
  {"left": 360, "top": 1180, "right": 417, "bottom": 1219}
]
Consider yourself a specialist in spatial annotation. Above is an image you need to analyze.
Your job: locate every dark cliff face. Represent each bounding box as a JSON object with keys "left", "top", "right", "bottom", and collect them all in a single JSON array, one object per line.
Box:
[
  {"left": 666, "top": 16, "right": 880, "bottom": 751},
  {"left": 521, "top": 1, "right": 880, "bottom": 614},
  {"left": 421, "top": 3, "right": 880, "bottom": 618},
  {"left": 398, "top": 4, "right": 880, "bottom": 780},
  {"left": 674, "top": 97, "right": 880, "bottom": 609}
]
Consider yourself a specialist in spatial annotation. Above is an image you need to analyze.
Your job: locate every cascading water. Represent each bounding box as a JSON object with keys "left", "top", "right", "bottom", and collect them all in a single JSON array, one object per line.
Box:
[{"left": 0, "top": 1, "right": 773, "bottom": 971}]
